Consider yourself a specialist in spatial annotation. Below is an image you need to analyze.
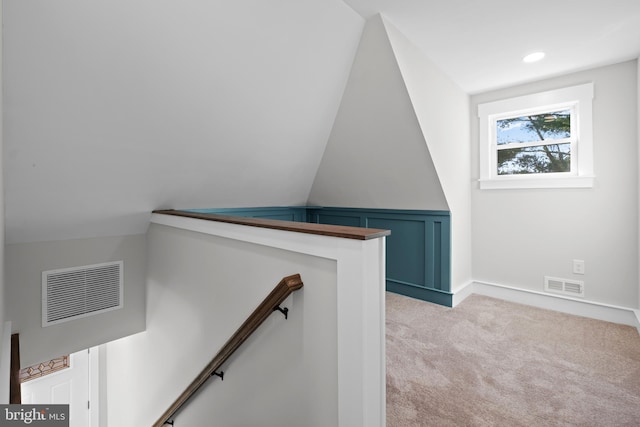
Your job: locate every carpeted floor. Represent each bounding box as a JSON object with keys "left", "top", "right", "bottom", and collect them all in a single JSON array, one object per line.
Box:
[{"left": 386, "top": 292, "right": 640, "bottom": 426}]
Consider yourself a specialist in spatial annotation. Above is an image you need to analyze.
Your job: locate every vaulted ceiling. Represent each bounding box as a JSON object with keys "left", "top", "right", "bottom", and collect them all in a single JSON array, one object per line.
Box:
[
  {"left": 3, "top": 0, "right": 639, "bottom": 244},
  {"left": 344, "top": 0, "right": 640, "bottom": 93},
  {"left": 3, "top": 0, "right": 363, "bottom": 243}
]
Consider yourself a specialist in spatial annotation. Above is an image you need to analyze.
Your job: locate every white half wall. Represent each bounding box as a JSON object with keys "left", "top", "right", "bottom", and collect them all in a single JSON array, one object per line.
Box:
[
  {"left": 471, "top": 60, "right": 639, "bottom": 309},
  {"left": 6, "top": 234, "right": 146, "bottom": 367},
  {"left": 106, "top": 215, "right": 386, "bottom": 427}
]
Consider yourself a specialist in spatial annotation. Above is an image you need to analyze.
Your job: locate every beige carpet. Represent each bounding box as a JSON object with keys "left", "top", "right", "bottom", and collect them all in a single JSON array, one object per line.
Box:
[{"left": 386, "top": 292, "right": 640, "bottom": 426}]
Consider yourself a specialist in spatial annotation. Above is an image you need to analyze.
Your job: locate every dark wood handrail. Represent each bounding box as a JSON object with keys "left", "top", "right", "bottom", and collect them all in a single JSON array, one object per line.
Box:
[
  {"left": 153, "top": 274, "right": 304, "bottom": 427},
  {"left": 153, "top": 209, "right": 391, "bottom": 240},
  {"left": 10, "top": 334, "right": 21, "bottom": 404}
]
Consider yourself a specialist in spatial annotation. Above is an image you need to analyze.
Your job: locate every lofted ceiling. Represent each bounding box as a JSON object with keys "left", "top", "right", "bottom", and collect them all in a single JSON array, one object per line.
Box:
[
  {"left": 343, "top": 0, "right": 640, "bottom": 93},
  {"left": 3, "top": 0, "right": 640, "bottom": 244},
  {"left": 2, "top": 0, "right": 363, "bottom": 244}
]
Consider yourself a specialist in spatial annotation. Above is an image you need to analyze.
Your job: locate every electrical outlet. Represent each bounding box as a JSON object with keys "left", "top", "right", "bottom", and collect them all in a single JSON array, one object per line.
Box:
[{"left": 573, "top": 259, "right": 585, "bottom": 275}]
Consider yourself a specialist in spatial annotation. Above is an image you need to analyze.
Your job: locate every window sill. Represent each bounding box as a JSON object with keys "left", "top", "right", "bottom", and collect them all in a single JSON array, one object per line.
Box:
[{"left": 479, "top": 175, "right": 595, "bottom": 190}]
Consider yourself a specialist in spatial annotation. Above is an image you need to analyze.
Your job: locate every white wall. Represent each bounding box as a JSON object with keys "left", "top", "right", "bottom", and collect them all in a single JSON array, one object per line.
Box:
[
  {"left": 0, "top": 1, "right": 9, "bottom": 403},
  {"left": 108, "top": 224, "right": 337, "bottom": 426},
  {"left": 2, "top": 0, "right": 363, "bottom": 244},
  {"left": 0, "top": 324, "right": 9, "bottom": 405},
  {"left": 471, "top": 60, "right": 639, "bottom": 309},
  {"left": 6, "top": 234, "right": 146, "bottom": 366},
  {"left": 106, "top": 217, "right": 387, "bottom": 427},
  {"left": 308, "top": 14, "right": 448, "bottom": 211}
]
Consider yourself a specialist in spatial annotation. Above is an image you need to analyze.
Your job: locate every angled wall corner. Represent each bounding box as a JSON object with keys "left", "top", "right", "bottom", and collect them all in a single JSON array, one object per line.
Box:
[
  {"left": 308, "top": 14, "right": 448, "bottom": 211},
  {"left": 308, "top": 13, "right": 472, "bottom": 289},
  {"left": 381, "top": 15, "right": 472, "bottom": 289},
  {"left": 382, "top": 15, "right": 471, "bottom": 208}
]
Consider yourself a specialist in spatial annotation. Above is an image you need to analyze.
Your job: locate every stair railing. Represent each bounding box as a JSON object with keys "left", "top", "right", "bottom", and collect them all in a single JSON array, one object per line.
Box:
[{"left": 153, "top": 273, "right": 304, "bottom": 427}]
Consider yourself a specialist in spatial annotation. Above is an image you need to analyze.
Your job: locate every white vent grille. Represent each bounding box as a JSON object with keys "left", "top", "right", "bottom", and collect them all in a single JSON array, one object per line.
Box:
[
  {"left": 544, "top": 276, "right": 584, "bottom": 297},
  {"left": 42, "top": 261, "right": 124, "bottom": 327}
]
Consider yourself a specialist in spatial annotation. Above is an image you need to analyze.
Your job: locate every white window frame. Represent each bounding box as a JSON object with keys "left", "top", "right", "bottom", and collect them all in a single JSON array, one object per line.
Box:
[{"left": 478, "top": 83, "right": 594, "bottom": 189}]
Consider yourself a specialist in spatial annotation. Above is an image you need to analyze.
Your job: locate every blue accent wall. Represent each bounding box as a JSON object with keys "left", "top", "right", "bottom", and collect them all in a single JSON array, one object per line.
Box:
[
  {"left": 307, "top": 207, "right": 452, "bottom": 306},
  {"left": 186, "top": 207, "right": 309, "bottom": 223},
  {"left": 184, "top": 206, "right": 452, "bottom": 306}
]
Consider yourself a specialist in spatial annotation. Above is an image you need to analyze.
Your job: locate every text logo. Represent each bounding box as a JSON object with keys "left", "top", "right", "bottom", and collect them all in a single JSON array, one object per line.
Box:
[{"left": 0, "top": 405, "right": 68, "bottom": 426}]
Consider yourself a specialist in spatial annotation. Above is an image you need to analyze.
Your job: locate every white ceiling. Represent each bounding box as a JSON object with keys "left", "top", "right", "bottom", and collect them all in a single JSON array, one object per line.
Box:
[
  {"left": 343, "top": 0, "right": 640, "bottom": 93},
  {"left": 4, "top": 0, "right": 640, "bottom": 244},
  {"left": 2, "top": 0, "right": 363, "bottom": 244}
]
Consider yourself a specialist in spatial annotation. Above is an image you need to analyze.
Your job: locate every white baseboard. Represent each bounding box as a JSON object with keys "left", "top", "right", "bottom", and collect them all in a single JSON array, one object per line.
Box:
[
  {"left": 451, "top": 281, "right": 475, "bottom": 307},
  {"left": 453, "top": 281, "right": 640, "bottom": 334}
]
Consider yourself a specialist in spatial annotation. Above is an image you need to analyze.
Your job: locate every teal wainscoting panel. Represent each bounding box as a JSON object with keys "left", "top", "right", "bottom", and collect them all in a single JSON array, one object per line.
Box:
[
  {"left": 385, "top": 282, "right": 453, "bottom": 307},
  {"left": 307, "top": 213, "right": 361, "bottom": 227},
  {"left": 366, "top": 217, "right": 425, "bottom": 287},
  {"left": 306, "top": 207, "right": 452, "bottom": 306},
  {"left": 183, "top": 206, "right": 452, "bottom": 306},
  {"left": 185, "top": 207, "right": 308, "bottom": 223}
]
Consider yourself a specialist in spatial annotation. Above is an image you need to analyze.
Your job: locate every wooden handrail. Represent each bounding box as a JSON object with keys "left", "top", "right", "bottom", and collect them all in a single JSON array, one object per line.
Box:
[
  {"left": 153, "top": 209, "right": 391, "bottom": 240},
  {"left": 153, "top": 274, "right": 304, "bottom": 427},
  {"left": 10, "top": 334, "right": 21, "bottom": 404}
]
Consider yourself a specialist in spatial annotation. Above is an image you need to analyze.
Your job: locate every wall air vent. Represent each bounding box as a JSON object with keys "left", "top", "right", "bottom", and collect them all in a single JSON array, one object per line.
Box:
[
  {"left": 42, "top": 261, "right": 124, "bottom": 327},
  {"left": 544, "top": 276, "right": 584, "bottom": 298}
]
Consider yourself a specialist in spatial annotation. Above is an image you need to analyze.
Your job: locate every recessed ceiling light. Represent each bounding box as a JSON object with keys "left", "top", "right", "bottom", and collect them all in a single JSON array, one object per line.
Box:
[{"left": 523, "top": 52, "right": 545, "bottom": 63}]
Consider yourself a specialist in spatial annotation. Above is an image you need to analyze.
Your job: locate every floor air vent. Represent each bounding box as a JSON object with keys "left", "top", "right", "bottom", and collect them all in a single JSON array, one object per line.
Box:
[
  {"left": 544, "top": 276, "right": 584, "bottom": 297},
  {"left": 42, "top": 261, "right": 124, "bottom": 327}
]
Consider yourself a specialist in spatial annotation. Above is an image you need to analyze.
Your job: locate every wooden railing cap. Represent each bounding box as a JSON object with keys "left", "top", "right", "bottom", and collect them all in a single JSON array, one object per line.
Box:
[{"left": 152, "top": 209, "right": 390, "bottom": 240}]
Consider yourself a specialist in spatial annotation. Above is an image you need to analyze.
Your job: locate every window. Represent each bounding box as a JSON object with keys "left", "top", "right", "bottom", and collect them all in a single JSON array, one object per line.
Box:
[{"left": 478, "top": 83, "right": 594, "bottom": 189}]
